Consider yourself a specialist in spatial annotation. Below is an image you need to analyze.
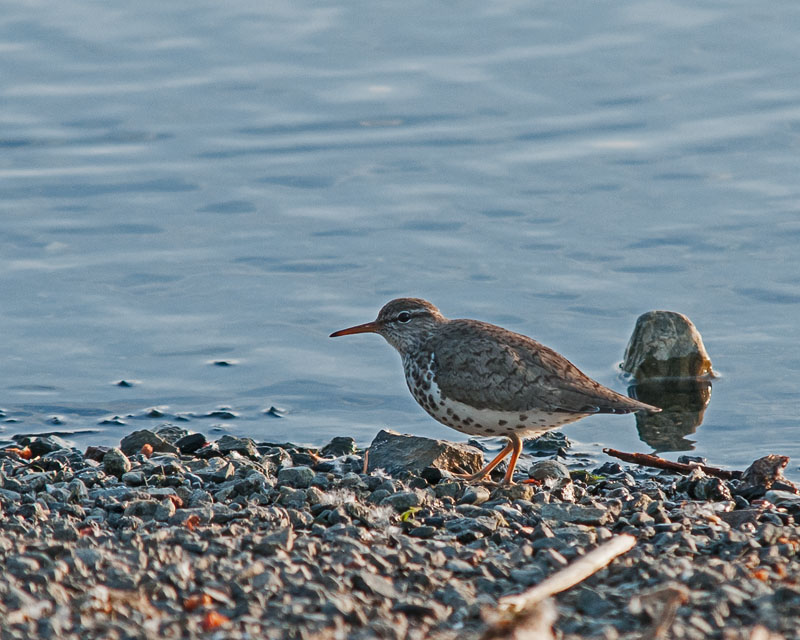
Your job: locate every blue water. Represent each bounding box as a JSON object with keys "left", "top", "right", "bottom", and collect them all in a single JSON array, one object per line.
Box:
[{"left": 2, "top": 1, "right": 799, "bottom": 477}]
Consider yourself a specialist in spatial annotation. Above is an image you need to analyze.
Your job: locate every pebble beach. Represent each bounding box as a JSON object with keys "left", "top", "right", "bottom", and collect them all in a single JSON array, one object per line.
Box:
[{"left": 1, "top": 425, "right": 798, "bottom": 640}]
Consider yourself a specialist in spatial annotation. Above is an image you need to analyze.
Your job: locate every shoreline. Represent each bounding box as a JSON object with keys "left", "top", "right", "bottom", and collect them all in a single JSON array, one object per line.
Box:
[{"left": 1, "top": 425, "right": 797, "bottom": 639}]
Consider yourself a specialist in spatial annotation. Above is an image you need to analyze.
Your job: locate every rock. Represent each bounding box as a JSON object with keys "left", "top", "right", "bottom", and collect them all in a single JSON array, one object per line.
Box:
[
  {"left": 445, "top": 516, "right": 498, "bottom": 537},
  {"left": 576, "top": 586, "right": 612, "bottom": 616},
  {"left": 352, "top": 570, "right": 398, "bottom": 599},
  {"left": 174, "top": 433, "right": 206, "bottom": 455},
  {"left": 277, "top": 486, "right": 307, "bottom": 509},
  {"left": 459, "top": 485, "right": 491, "bottom": 505},
  {"left": 120, "top": 470, "right": 144, "bottom": 486},
  {"left": 630, "top": 511, "right": 655, "bottom": 527},
  {"left": 154, "top": 424, "right": 189, "bottom": 443},
  {"left": 523, "top": 431, "right": 571, "bottom": 456},
  {"left": 84, "top": 445, "right": 111, "bottom": 462},
  {"left": 321, "top": 436, "right": 357, "bottom": 457},
  {"left": 765, "top": 490, "right": 800, "bottom": 510},
  {"left": 676, "top": 469, "right": 733, "bottom": 502},
  {"left": 26, "top": 436, "right": 70, "bottom": 458},
  {"left": 622, "top": 310, "right": 712, "bottom": 379},
  {"left": 277, "top": 466, "right": 315, "bottom": 488},
  {"left": 193, "top": 458, "right": 234, "bottom": 483},
  {"left": 68, "top": 479, "right": 88, "bottom": 502},
  {"left": 383, "top": 491, "right": 422, "bottom": 512},
  {"left": 119, "top": 430, "right": 178, "bottom": 456},
  {"left": 541, "top": 503, "right": 611, "bottom": 526},
  {"left": 529, "top": 460, "right": 571, "bottom": 484},
  {"left": 254, "top": 527, "right": 295, "bottom": 554},
  {"left": 123, "top": 499, "right": 159, "bottom": 519},
  {"left": 216, "top": 435, "right": 259, "bottom": 459},
  {"left": 102, "top": 448, "right": 131, "bottom": 478},
  {"left": 737, "top": 455, "right": 798, "bottom": 499},
  {"left": 154, "top": 498, "right": 176, "bottom": 521},
  {"left": 367, "top": 429, "right": 483, "bottom": 475}
]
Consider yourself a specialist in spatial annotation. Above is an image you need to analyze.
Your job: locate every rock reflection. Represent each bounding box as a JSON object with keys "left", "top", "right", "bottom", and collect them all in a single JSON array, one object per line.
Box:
[{"left": 629, "top": 378, "right": 712, "bottom": 452}]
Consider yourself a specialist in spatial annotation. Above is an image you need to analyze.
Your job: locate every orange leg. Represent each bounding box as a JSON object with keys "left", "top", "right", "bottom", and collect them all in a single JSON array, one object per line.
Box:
[
  {"left": 454, "top": 433, "right": 523, "bottom": 484},
  {"left": 501, "top": 433, "right": 523, "bottom": 485}
]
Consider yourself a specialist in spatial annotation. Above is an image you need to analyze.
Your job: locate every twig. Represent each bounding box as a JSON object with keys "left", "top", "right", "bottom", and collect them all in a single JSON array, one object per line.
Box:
[
  {"left": 497, "top": 534, "right": 637, "bottom": 613},
  {"left": 603, "top": 448, "right": 741, "bottom": 480},
  {"left": 362, "top": 448, "right": 369, "bottom": 475}
]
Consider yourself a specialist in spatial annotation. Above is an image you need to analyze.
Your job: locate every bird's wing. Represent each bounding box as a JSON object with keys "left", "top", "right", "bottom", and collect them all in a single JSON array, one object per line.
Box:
[{"left": 432, "top": 320, "right": 654, "bottom": 414}]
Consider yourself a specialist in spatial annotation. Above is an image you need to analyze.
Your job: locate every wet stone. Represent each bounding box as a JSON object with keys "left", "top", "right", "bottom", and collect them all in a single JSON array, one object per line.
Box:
[{"left": 622, "top": 310, "right": 713, "bottom": 379}]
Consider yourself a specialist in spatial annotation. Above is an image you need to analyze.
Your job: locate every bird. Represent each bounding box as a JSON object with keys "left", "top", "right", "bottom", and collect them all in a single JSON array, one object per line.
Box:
[{"left": 330, "top": 298, "right": 660, "bottom": 484}]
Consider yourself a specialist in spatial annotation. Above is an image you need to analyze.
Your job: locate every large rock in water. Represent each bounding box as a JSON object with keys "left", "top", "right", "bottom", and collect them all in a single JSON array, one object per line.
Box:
[
  {"left": 367, "top": 429, "right": 484, "bottom": 476},
  {"left": 622, "top": 311, "right": 712, "bottom": 379}
]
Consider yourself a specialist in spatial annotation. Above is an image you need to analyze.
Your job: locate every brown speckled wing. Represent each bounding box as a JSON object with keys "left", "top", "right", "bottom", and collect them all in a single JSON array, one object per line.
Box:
[{"left": 431, "top": 319, "right": 651, "bottom": 414}]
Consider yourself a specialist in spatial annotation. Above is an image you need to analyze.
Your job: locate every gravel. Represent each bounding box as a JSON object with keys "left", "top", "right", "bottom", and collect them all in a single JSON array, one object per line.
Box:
[{"left": 0, "top": 427, "right": 795, "bottom": 640}]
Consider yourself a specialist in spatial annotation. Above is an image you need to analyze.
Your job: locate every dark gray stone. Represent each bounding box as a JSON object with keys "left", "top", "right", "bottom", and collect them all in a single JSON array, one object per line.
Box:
[
  {"left": 576, "top": 587, "right": 612, "bottom": 616},
  {"left": 277, "top": 466, "right": 315, "bottom": 488},
  {"left": 528, "top": 460, "right": 571, "bottom": 484},
  {"left": 409, "top": 525, "right": 436, "bottom": 538},
  {"left": 119, "top": 430, "right": 179, "bottom": 456},
  {"left": 174, "top": 433, "right": 206, "bottom": 455},
  {"left": 254, "top": 527, "right": 295, "bottom": 554},
  {"left": 102, "top": 448, "right": 131, "bottom": 478},
  {"left": 121, "top": 471, "right": 145, "bottom": 486},
  {"left": 351, "top": 571, "right": 398, "bottom": 599},
  {"left": 123, "top": 499, "right": 159, "bottom": 519},
  {"left": 321, "top": 436, "right": 358, "bottom": 457},
  {"left": 217, "top": 435, "right": 259, "bottom": 459},
  {"left": 459, "top": 485, "right": 491, "bottom": 505},
  {"left": 383, "top": 491, "right": 421, "bottom": 512},
  {"left": 541, "top": 503, "right": 610, "bottom": 526},
  {"left": 367, "top": 429, "right": 483, "bottom": 475},
  {"left": 154, "top": 424, "right": 189, "bottom": 443}
]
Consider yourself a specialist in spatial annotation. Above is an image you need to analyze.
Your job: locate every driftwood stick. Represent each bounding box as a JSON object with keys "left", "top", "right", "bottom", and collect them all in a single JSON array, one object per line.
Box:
[
  {"left": 497, "top": 534, "right": 637, "bottom": 613},
  {"left": 603, "top": 448, "right": 741, "bottom": 480}
]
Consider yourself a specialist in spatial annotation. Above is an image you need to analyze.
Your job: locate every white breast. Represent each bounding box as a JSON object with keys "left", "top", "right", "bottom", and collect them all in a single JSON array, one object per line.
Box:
[{"left": 403, "top": 353, "right": 588, "bottom": 438}]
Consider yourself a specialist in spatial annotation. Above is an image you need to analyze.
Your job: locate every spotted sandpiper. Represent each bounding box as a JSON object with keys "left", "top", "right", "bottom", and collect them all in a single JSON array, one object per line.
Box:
[{"left": 331, "top": 298, "right": 660, "bottom": 484}]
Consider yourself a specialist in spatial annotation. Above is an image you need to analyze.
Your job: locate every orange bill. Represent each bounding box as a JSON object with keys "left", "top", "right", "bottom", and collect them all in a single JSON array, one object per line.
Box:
[{"left": 329, "top": 321, "right": 381, "bottom": 337}]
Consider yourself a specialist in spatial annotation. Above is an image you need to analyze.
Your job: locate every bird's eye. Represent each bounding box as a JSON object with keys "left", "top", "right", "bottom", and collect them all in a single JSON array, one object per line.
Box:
[{"left": 397, "top": 311, "right": 412, "bottom": 323}]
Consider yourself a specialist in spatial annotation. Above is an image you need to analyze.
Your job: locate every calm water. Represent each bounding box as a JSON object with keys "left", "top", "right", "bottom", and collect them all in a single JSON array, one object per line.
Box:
[{"left": 2, "top": 1, "right": 799, "bottom": 477}]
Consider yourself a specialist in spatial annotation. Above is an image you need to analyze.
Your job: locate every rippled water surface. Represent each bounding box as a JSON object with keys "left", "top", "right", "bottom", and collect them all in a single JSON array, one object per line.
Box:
[{"left": 2, "top": 1, "right": 799, "bottom": 476}]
